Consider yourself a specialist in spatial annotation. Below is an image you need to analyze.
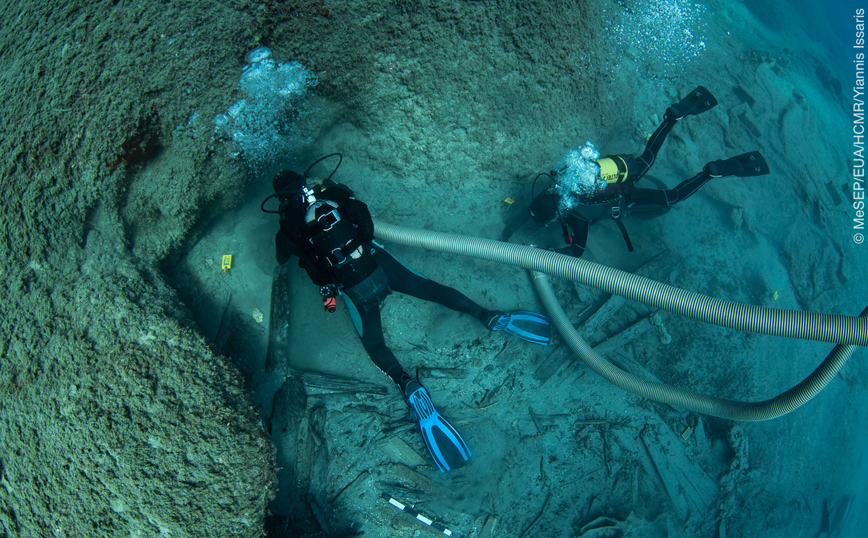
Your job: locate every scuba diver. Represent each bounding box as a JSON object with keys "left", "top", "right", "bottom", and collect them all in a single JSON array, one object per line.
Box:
[
  {"left": 502, "top": 86, "right": 771, "bottom": 257},
  {"left": 262, "top": 154, "right": 552, "bottom": 473}
]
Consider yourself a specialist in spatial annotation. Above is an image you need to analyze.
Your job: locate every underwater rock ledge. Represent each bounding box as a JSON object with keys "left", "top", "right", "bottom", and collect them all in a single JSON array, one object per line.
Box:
[{"left": 0, "top": 1, "right": 275, "bottom": 536}]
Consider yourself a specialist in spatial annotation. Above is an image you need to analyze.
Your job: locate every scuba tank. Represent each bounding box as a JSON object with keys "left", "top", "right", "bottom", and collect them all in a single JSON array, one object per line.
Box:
[
  {"left": 301, "top": 184, "right": 378, "bottom": 289},
  {"left": 597, "top": 155, "right": 631, "bottom": 184}
]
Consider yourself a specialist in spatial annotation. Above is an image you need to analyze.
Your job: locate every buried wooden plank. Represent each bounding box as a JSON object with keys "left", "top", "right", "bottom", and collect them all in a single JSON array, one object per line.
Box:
[
  {"left": 580, "top": 294, "right": 626, "bottom": 340},
  {"left": 591, "top": 316, "right": 653, "bottom": 356},
  {"left": 578, "top": 249, "right": 674, "bottom": 341},
  {"left": 378, "top": 436, "right": 428, "bottom": 468},
  {"left": 638, "top": 424, "right": 718, "bottom": 523},
  {"left": 302, "top": 371, "right": 389, "bottom": 396},
  {"left": 532, "top": 345, "right": 571, "bottom": 384}
]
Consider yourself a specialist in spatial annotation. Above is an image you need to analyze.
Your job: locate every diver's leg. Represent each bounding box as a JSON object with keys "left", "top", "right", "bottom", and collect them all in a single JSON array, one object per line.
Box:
[
  {"left": 374, "top": 249, "right": 488, "bottom": 321},
  {"left": 630, "top": 151, "right": 770, "bottom": 209},
  {"left": 356, "top": 303, "right": 408, "bottom": 386},
  {"left": 375, "top": 248, "right": 551, "bottom": 346},
  {"left": 356, "top": 301, "right": 471, "bottom": 471},
  {"left": 632, "top": 86, "right": 719, "bottom": 182},
  {"left": 632, "top": 117, "right": 678, "bottom": 181},
  {"left": 633, "top": 151, "right": 770, "bottom": 207},
  {"left": 670, "top": 171, "right": 714, "bottom": 202},
  {"left": 629, "top": 170, "right": 712, "bottom": 207},
  {"left": 627, "top": 187, "right": 673, "bottom": 207}
]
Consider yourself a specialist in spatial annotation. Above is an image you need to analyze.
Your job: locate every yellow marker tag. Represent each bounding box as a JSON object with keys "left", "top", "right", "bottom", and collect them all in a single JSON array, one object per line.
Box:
[
  {"left": 681, "top": 426, "right": 694, "bottom": 441},
  {"left": 773, "top": 291, "right": 779, "bottom": 301},
  {"left": 504, "top": 197, "right": 515, "bottom": 204},
  {"left": 222, "top": 255, "right": 232, "bottom": 272}
]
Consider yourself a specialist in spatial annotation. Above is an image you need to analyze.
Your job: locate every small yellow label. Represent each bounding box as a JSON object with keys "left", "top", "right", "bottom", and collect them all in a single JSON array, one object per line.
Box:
[
  {"left": 773, "top": 291, "right": 779, "bottom": 301},
  {"left": 222, "top": 255, "right": 232, "bottom": 271},
  {"left": 504, "top": 197, "right": 515, "bottom": 204}
]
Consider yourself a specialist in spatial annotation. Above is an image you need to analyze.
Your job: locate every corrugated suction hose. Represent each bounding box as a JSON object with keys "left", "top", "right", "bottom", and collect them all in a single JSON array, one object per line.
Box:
[
  {"left": 534, "top": 270, "right": 867, "bottom": 420},
  {"left": 374, "top": 220, "right": 868, "bottom": 420}
]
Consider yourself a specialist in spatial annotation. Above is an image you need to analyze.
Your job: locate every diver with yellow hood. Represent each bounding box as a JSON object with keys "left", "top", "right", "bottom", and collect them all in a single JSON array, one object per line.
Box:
[{"left": 503, "top": 86, "right": 770, "bottom": 257}]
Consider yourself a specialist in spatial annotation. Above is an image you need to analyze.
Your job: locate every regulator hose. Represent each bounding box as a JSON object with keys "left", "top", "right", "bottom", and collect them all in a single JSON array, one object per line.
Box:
[
  {"left": 373, "top": 220, "right": 867, "bottom": 346},
  {"left": 373, "top": 220, "right": 868, "bottom": 420}
]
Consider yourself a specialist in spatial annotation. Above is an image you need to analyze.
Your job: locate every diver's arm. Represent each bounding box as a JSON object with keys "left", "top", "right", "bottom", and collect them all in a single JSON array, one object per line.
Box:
[
  {"left": 298, "top": 254, "right": 333, "bottom": 287},
  {"left": 559, "top": 212, "right": 589, "bottom": 258},
  {"left": 342, "top": 198, "right": 375, "bottom": 243},
  {"left": 319, "top": 185, "right": 375, "bottom": 242},
  {"left": 276, "top": 201, "right": 334, "bottom": 285},
  {"left": 502, "top": 208, "right": 531, "bottom": 242}
]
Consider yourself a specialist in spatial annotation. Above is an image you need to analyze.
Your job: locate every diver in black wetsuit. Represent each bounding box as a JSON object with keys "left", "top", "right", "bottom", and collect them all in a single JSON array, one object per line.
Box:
[
  {"left": 502, "top": 86, "right": 771, "bottom": 257},
  {"left": 263, "top": 154, "right": 551, "bottom": 472}
]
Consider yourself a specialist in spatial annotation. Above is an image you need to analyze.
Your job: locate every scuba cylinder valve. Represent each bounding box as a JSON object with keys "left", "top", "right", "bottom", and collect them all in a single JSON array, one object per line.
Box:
[{"left": 301, "top": 184, "right": 318, "bottom": 207}]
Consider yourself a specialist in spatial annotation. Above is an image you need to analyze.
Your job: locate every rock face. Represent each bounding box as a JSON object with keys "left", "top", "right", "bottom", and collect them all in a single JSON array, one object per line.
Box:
[
  {"left": 0, "top": 1, "right": 275, "bottom": 536},
  {"left": 1, "top": 222, "right": 277, "bottom": 536}
]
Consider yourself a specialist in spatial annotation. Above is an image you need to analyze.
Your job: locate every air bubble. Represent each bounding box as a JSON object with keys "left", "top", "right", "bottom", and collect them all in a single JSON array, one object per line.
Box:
[
  {"left": 556, "top": 141, "right": 607, "bottom": 213},
  {"left": 213, "top": 48, "right": 317, "bottom": 168},
  {"left": 246, "top": 47, "right": 272, "bottom": 64}
]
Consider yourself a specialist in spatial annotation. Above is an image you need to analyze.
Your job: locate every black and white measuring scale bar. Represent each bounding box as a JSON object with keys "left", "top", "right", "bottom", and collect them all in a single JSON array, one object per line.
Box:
[{"left": 381, "top": 493, "right": 453, "bottom": 536}]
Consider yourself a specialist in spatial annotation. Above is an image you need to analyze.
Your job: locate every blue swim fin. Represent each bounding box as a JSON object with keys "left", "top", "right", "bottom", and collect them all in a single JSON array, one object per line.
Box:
[
  {"left": 404, "top": 381, "right": 471, "bottom": 472},
  {"left": 486, "top": 310, "right": 551, "bottom": 346}
]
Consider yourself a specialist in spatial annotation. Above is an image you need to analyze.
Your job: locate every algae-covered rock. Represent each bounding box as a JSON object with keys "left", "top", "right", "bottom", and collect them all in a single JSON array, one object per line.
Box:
[
  {"left": 1, "top": 231, "right": 277, "bottom": 536},
  {"left": 0, "top": 1, "right": 276, "bottom": 536}
]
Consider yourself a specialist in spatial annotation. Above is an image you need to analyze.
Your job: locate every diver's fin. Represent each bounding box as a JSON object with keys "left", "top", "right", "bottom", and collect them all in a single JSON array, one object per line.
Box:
[
  {"left": 404, "top": 381, "right": 471, "bottom": 473},
  {"left": 485, "top": 310, "right": 552, "bottom": 346},
  {"left": 666, "top": 86, "right": 718, "bottom": 120},
  {"left": 704, "top": 151, "right": 770, "bottom": 178}
]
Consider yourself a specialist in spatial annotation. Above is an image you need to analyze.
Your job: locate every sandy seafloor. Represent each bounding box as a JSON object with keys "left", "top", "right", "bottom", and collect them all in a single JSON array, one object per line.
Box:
[{"left": 2, "top": 0, "right": 868, "bottom": 537}]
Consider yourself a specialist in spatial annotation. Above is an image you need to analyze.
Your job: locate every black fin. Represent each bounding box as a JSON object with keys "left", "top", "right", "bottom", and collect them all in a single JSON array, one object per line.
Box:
[
  {"left": 666, "top": 86, "right": 718, "bottom": 120},
  {"left": 705, "top": 151, "right": 770, "bottom": 177}
]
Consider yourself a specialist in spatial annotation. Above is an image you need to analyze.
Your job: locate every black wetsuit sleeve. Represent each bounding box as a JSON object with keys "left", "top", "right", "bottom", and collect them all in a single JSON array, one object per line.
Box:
[
  {"left": 559, "top": 212, "right": 589, "bottom": 258},
  {"left": 276, "top": 199, "right": 333, "bottom": 286},
  {"left": 343, "top": 198, "right": 375, "bottom": 243},
  {"left": 298, "top": 252, "right": 332, "bottom": 286}
]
